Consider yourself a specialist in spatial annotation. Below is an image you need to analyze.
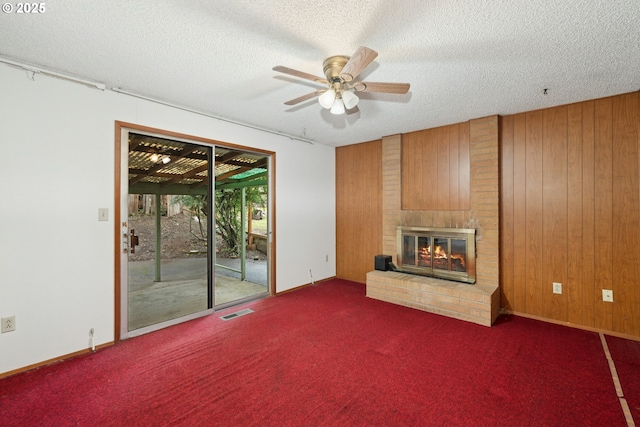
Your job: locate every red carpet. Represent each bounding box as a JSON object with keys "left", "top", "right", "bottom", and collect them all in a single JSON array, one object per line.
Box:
[
  {"left": 0, "top": 279, "right": 635, "bottom": 426},
  {"left": 606, "top": 335, "right": 640, "bottom": 422}
]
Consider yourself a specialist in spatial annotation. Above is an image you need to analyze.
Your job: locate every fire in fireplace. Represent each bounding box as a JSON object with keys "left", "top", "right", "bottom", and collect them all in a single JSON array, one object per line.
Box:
[{"left": 396, "top": 226, "right": 476, "bottom": 284}]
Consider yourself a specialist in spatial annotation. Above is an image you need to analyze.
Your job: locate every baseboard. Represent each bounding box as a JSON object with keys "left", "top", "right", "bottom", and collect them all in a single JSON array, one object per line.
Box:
[
  {"left": 0, "top": 342, "right": 114, "bottom": 380},
  {"left": 276, "top": 276, "right": 338, "bottom": 295},
  {"left": 505, "top": 310, "right": 640, "bottom": 342}
]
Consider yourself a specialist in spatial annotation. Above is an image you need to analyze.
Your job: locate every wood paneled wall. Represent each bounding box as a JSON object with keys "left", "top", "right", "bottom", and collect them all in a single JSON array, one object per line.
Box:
[
  {"left": 336, "top": 140, "right": 383, "bottom": 283},
  {"left": 500, "top": 92, "right": 640, "bottom": 337},
  {"left": 399, "top": 117, "right": 500, "bottom": 288},
  {"left": 402, "top": 123, "right": 470, "bottom": 211},
  {"left": 335, "top": 92, "right": 639, "bottom": 338}
]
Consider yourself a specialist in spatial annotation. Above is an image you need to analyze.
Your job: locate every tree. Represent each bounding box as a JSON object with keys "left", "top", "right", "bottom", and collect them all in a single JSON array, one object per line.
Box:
[
  {"left": 172, "top": 194, "right": 208, "bottom": 241},
  {"left": 215, "top": 186, "right": 266, "bottom": 256}
]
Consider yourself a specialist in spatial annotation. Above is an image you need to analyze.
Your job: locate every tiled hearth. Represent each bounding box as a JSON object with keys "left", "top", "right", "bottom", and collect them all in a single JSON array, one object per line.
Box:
[{"left": 366, "top": 117, "right": 500, "bottom": 326}]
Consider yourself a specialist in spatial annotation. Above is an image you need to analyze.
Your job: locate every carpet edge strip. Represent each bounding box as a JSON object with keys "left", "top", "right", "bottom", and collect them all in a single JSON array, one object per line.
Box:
[{"left": 600, "top": 332, "right": 636, "bottom": 427}]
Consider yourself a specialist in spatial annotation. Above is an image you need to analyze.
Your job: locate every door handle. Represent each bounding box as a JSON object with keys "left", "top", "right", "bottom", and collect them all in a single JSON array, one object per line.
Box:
[{"left": 130, "top": 229, "right": 139, "bottom": 254}]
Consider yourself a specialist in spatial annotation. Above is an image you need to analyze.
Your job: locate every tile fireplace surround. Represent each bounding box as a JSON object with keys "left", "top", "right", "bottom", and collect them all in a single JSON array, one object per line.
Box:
[{"left": 366, "top": 117, "right": 501, "bottom": 327}]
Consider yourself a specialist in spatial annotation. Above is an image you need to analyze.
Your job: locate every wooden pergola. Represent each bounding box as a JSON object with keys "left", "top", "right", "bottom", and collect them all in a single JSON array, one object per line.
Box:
[{"left": 127, "top": 132, "right": 268, "bottom": 281}]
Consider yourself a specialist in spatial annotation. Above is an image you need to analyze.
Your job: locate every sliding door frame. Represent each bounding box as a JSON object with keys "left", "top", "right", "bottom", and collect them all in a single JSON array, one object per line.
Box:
[{"left": 114, "top": 121, "right": 276, "bottom": 342}]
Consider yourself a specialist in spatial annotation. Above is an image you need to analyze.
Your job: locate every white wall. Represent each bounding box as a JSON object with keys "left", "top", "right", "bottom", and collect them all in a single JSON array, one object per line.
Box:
[{"left": 0, "top": 63, "right": 336, "bottom": 375}]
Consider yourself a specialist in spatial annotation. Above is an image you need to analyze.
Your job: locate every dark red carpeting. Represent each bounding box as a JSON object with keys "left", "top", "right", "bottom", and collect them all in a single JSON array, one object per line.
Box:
[
  {"left": 0, "top": 279, "right": 635, "bottom": 426},
  {"left": 606, "top": 335, "right": 640, "bottom": 422}
]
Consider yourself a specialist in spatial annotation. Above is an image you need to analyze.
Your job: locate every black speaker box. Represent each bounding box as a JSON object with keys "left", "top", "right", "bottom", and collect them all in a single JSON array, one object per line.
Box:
[{"left": 374, "top": 255, "right": 392, "bottom": 271}]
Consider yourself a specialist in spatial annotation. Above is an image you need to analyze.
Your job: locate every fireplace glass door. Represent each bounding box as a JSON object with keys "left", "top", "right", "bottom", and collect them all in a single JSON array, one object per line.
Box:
[
  {"left": 402, "top": 235, "right": 416, "bottom": 265},
  {"left": 418, "top": 236, "right": 431, "bottom": 267},
  {"left": 450, "top": 239, "right": 467, "bottom": 272},
  {"left": 432, "top": 237, "right": 449, "bottom": 271},
  {"left": 396, "top": 226, "right": 476, "bottom": 284}
]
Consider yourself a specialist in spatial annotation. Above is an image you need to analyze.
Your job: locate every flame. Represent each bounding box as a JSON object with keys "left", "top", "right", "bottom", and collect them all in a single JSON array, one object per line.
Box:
[
  {"left": 433, "top": 245, "right": 447, "bottom": 258},
  {"left": 418, "top": 245, "right": 466, "bottom": 269},
  {"left": 451, "top": 254, "right": 466, "bottom": 268}
]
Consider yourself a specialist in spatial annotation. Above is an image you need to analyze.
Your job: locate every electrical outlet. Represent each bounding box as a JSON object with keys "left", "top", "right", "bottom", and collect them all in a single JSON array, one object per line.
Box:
[
  {"left": 1, "top": 316, "right": 16, "bottom": 333},
  {"left": 602, "top": 289, "right": 614, "bottom": 302},
  {"left": 552, "top": 282, "right": 562, "bottom": 294}
]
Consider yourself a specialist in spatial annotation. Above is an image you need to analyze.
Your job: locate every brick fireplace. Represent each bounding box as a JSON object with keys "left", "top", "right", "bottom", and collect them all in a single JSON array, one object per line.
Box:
[{"left": 366, "top": 116, "right": 500, "bottom": 326}]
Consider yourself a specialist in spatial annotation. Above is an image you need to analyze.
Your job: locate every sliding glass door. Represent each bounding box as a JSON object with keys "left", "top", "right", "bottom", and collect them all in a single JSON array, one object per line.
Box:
[
  {"left": 117, "top": 125, "right": 273, "bottom": 339},
  {"left": 213, "top": 147, "right": 270, "bottom": 308},
  {"left": 123, "top": 134, "right": 213, "bottom": 336}
]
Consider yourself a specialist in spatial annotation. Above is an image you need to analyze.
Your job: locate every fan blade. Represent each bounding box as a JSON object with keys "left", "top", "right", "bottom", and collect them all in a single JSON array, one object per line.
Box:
[
  {"left": 273, "top": 66, "right": 328, "bottom": 84},
  {"left": 284, "top": 90, "right": 325, "bottom": 105},
  {"left": 339, "top": 46, "right": 378, "bottom": 82},
  {"left": 353, "top": 82, "right": 410, "bottom": 94},
  {"left": 346, "top": 105, "right": 360, "bottom": 115}
]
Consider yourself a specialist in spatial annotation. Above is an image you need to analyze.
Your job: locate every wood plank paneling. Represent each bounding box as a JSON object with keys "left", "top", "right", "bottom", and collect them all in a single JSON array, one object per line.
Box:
[
  {"left": 594, "top": 97, "right": 613, "bottom": 330},
  {"left": 449, "top": 125, "right": 460, "bottom": 210},
  {"left": 412, "top": 131, "right": 424, "bottom": 208},
  {"left": 338, "top": 91, "right": 639, "bottom": 338},
  {"left": 567, "top": 103, "right": 584, "bottom": 325},
  {"left": 437, "top": 126, "right": 450, "bottom": 210},
  {"left": 336, "top": 141, "right": 382, "bottom": 283},
  {"left": 582, "top": 101, "right": 596, "bottom": 327},
  {"left": 423, "top": 129, "right": 438, "bottom": 208},
  {"left": 542, "top": 106, "right": 568, "bottom": 321},
  {"left": 512, "top": 114, "right": 527, "bottom": 311},
  {"left": 500, "top": 116, "right": 515, "bottom": 311},
  {"left": 525, "top": 110, "right": 544, "bottom": 316},
  {"left": 612, "top": 93, "right": 640, "bottom": 336},
  {"left": 500, "top": 92, "right": 640, "bottom": 339},
  {"left": 401, "top": 131, "right": 420, "bottom": 210},
  {"left": 402, "top": 123, "right": 470, "bottom": 211},
  {"left": 458, "top": 123, "right": 471, "bottom": 210}
]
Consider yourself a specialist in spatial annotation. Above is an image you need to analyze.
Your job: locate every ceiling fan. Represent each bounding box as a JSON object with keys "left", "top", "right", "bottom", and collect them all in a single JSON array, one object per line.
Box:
[{"left": 273, "top": 46, "right": 410, "bottom": 115}]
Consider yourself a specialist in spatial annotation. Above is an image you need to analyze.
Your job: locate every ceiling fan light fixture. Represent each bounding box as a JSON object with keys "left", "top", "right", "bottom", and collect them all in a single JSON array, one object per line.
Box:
[
  {"left": 330, "top": 98, "right": 345, "bottom": 115},
  {"left": 318, "top": 89, "right": 336, "bottom": 109},
  {"left": 274, "top": 46, "right": 410, "bottom": 115},
  {"left": 341, "top": 90, "right": 359, "bottom": 110}
]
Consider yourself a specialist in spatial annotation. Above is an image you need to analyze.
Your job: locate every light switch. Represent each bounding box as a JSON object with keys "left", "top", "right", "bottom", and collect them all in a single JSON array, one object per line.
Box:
[{"left": 98, "top": 208, "right": 109, "bottom": 221}]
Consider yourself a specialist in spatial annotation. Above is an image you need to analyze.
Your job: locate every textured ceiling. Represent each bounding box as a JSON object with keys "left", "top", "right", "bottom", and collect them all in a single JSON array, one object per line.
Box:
[{"left": 1, "top": 0, "right": 638, "bottom": 147}]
